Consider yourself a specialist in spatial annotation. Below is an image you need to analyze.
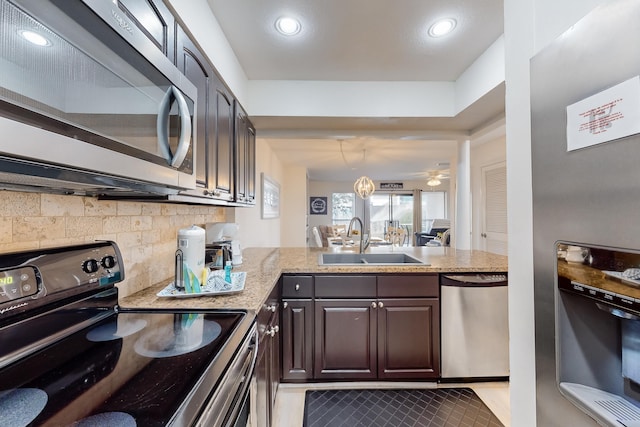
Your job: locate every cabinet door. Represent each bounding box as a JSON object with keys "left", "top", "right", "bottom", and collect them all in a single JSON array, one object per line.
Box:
[
  {"left": 314, "top": 299, "right": 377, "bottom": 380},
  {"left": 255, "top": 310, "right": 279, "bottom": 427},
  {"left": 117, "top": 0, "right": 175, "bottom": 58},
  {"left": 235, "top": 103, "right": 248, "bottom": 203},
  {"left": 212, "top": 83, "right": 235, "bottom": 201},
  {"left": 281, "top": 299, "right": 313, "bottom": 381},
  {"left": 268, "top": 309, "right": 280, "bottom": 414},
  {"left": 246, "top": 123, "right": 256, "bottom": 204},
  {"left": 377, "top": 298, "right": 440, "bottom": 379},
  {"left": 234, "top": 101, "right": 256, "bottom": 205},
  {"left": 175, "top": 26, "right": 210, "bottom": 192},
  {"left": 254, "top": 343, "right": 269, "bottom": 427}
]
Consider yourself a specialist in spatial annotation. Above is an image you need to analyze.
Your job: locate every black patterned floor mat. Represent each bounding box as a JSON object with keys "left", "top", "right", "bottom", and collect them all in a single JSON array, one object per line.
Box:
[{"left": 303, "top": 388, "right": 504, "bottom": 427}]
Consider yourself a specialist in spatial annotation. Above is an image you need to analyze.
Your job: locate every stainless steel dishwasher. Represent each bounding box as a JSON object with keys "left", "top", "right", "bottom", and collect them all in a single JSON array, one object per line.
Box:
[{"left": 440, "top": 273, "right": 509, "bottom": 380}]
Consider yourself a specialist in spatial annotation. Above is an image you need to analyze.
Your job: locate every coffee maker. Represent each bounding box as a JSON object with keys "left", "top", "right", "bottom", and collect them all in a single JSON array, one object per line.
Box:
[{"left": 205, "top": 223, "right": 242, "bottom": 265}]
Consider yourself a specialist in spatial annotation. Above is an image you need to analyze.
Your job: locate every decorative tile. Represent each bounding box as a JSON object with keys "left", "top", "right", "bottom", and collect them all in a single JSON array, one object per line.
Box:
[{"left": 303, "top": 388, "right": 504, "bottom": 427}]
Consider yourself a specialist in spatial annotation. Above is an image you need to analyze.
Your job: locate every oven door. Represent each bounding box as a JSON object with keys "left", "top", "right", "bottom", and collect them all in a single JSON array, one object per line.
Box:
[
  {"left": 196, "top": 324, "right": 258, "bottom": 427},
  {"left": 0, "top": 0, "right": 197, "bottom": 192}
]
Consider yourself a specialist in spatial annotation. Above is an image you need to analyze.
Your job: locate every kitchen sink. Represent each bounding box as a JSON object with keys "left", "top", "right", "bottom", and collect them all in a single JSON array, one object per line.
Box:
[{"left": 318, "top": 253, "right": 426, "bottom": 265}]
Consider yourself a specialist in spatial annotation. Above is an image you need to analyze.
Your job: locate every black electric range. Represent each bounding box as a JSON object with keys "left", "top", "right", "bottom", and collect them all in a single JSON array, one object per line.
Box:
[{"left": 0, "top": 241, "right": 256, "bottom": 427}]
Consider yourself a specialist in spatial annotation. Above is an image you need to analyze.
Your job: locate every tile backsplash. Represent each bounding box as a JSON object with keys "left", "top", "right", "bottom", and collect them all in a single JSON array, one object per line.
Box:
[{"left": 0, "top": 191, "right": 227, "bottom": 297}]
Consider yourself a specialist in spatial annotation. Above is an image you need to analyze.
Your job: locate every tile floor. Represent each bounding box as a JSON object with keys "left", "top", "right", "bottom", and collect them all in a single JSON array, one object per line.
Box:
[{"left": 272, "top": 381, "right": 510, "bottom": 427}]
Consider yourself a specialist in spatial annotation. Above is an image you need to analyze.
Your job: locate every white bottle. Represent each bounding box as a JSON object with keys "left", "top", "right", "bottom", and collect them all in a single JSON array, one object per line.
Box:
[{"left": 177, "top": 225, "right": 206, "bottom": 288}]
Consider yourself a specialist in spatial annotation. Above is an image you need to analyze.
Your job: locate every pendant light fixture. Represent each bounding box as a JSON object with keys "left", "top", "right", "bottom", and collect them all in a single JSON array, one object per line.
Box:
[
  {"left": 354, "top": 175, "right": 375, "bottom": 199},
  {"left": 338, "top": 140, "right": 376, "bottom": 199}
]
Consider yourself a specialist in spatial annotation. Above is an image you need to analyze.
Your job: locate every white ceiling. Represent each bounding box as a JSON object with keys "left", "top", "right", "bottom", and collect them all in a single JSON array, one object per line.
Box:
[{"left": 206, "top": 0, "right": 505, "bottom": 181}]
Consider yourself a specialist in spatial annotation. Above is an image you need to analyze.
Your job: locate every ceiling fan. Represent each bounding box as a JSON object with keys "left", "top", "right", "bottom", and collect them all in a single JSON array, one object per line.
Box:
[{"left": 409, "top": 169, "right": 450, "bottom": 186}]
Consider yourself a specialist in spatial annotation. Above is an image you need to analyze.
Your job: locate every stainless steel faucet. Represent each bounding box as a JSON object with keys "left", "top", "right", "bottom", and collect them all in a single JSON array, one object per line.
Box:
[{"left": 347, "top": 216, "right": 370, "bottom": 253}]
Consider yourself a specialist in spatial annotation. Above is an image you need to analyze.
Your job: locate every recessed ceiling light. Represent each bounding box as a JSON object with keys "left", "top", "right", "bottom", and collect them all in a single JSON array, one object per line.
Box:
[
  {"left": 275, "top": 16, "right": 301, "bottom": 36},
  {"left": 19, "top": 30, "right": 51, "bottom": 46},
  {"left": 428, "top": 18, "right": 457, "bottom": 38}
]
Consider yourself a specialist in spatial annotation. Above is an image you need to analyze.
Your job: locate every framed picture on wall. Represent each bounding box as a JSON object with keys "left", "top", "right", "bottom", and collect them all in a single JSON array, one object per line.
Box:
[
  {"left": 261, "top": 173, "right": 280, "bottom": 219},
  {"left": 309, "top": 196, "right": 327, "bottom": 215}
]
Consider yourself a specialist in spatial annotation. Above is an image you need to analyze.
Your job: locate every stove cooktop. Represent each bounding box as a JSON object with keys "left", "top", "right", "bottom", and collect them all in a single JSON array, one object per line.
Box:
[{"left": 0, "top": 309, "right": 246, "bottom": 427}]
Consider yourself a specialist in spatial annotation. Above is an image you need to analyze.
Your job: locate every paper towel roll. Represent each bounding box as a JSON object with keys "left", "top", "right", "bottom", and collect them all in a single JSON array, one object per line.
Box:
[{"left": 177, "top": 225, "right": 205, "bottom": 287}]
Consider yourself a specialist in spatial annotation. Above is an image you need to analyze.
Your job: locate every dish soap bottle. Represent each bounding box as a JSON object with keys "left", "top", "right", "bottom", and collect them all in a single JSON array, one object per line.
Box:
[{"left": 224, "top": 261, "right": 232, "bottom": 283}]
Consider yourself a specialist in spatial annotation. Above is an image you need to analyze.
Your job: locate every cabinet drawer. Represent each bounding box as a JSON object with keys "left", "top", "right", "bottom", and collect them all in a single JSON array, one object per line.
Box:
[
  {"left": 315, "top": 275, "right": 376, "bottom": 298},
  {"left": 282, "top": 276, "right": 313, "bottom": 298},
  {"left": 377, "top": 275, "right": 439, "bottom": 297}
]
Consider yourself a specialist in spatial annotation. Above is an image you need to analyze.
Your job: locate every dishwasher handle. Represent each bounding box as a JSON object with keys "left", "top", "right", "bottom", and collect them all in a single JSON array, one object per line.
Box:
[{"left": 441, "top": 274, "right": 508, "bottom": 287}]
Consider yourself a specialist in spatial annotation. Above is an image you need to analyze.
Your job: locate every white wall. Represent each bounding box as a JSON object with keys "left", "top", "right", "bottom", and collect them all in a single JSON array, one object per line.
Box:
[
  {"left": 280, "top": 165, "right": 308, "bottom": 247},
  {"left": 234, "top": 157, "right": 306, "bottom": 249},
  {"left": 504, "top": 1, "right": 610, "bottom": 425},
  {"left": 248, "top": 81, "right": 455, "bottom": 118},
  {"left": 454, "top": 140, "right": 472, "bottom": 249},
  {"left": 455, "top": 35, "right": 505, "bottom": 113},
  {"left": 233, "top": 139, "right": 283, "bottom": 248}
]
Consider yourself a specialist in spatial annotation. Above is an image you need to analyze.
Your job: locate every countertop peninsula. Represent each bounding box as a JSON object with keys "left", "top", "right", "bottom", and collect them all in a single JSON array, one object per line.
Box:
[{"left": 119, "top": 246, "right": 508, "bottom": 313}]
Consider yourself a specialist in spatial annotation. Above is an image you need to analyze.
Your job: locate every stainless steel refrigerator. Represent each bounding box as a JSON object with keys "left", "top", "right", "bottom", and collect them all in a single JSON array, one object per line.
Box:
[{"left": 531, "top": 1, "right": 640, "bottom": 426}]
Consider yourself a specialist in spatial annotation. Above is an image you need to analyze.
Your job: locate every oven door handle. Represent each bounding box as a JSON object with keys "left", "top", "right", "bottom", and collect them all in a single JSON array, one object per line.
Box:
[
  {"left": 195, "top": 326, "right": 258, "bottom": 427},
  {"left": 157, "top": 85, "right": 192, "bottom": 168}
]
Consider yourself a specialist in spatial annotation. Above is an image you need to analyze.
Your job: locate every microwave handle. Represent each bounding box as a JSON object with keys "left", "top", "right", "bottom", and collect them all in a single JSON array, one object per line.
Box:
[{"left": 157, "top": 86, "right": 192, "bottom": 168}]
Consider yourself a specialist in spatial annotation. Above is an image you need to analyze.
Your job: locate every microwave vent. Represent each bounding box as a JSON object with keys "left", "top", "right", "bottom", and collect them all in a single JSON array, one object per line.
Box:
[{"left": 0, "top": 156, "right": 179, "bottom": 196}]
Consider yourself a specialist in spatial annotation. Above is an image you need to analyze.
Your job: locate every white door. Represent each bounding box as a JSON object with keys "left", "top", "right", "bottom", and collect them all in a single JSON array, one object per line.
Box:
[{"left": 481, "top": 162, "right": 508, "bottom": 255}]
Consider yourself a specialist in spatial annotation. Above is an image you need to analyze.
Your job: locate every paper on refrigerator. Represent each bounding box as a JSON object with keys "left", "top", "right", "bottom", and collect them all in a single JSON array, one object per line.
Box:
[{"left": 566, "top": 76, "right": 640, "bottom": 151}]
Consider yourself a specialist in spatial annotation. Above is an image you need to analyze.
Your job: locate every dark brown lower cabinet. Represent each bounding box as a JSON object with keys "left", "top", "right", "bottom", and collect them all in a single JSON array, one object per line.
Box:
[
  {"left": 314, "top": 299, "right": 377, "bottom": 380},
  {"left": 377, "top": 298, "right": 439, "bottom": 379},
  {"left": 281, "top": 299, "right": 314, "bottom": 381},
  {"left": 281, "top": 273, "right": 440, "bottom": 382},
  {"left": 254, "top": 298, "right": 279, "bottom": 427},
  {"left": 314, "top": 298, "right": 439, "bottom": 380}
]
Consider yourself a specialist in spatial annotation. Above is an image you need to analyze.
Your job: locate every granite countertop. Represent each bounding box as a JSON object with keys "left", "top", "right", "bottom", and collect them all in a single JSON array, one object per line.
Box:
[{"left": 119, "top": 246, "right": 508, "bottom": 313}]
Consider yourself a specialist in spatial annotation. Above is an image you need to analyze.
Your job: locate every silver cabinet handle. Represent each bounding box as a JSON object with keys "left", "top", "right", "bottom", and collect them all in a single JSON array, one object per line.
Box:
[
  {"left": 269, "top": 304, "right": 277, "bottom": 312},
  {"left": 378, "top": 302, "right": 384, "bottom": 308},
  {"left": 157, "top": 85, "right": 192, "bottom": 167},
  {"left": 295, "top": 284, "right": 300, "bottom": 291},
  {"left": 204, "top": 189, "right": 221, "bottom": 197},
  {"left": 266, "top": 325, "right": 279, "bottom": 337},
  {"left": 283, "top": 302, "right": 288, "bottom": 309},
  {"left": 371, "top": 301, "right": 377, "bottom": 309}
]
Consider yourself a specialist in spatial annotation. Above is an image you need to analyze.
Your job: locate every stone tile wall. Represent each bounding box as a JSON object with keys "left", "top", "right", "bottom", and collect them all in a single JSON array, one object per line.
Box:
[{"left": 0, "top": 191, "right": 227, "bottom": 297}]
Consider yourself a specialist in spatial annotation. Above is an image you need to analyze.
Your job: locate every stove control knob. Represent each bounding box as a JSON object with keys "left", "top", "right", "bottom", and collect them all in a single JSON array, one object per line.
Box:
[
  {"left": 101, "top": 255, "right": 117, "bottom": 269},
  {"left": 82, "top": 259, "right": 100, "bottom": 274}
]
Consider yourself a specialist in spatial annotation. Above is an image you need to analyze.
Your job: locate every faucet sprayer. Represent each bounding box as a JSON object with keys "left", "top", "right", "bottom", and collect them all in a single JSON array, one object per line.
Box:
[{"left": 347, "top": 217, "right": 371, "bottom": 254}]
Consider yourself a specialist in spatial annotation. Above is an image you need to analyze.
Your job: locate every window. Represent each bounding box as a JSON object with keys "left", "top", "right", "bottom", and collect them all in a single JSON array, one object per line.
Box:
[
  {"left": 369, "top": 193, "right": 414, "bottom": 241},
  {"left": 332, "top": 193, "right": 355, "bottom": 226},
  {"left": 421, "top": 191, "right": 447, "bottom": 231}
]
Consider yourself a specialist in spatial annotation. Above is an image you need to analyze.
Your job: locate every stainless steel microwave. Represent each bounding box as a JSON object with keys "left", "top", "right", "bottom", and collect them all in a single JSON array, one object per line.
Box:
[{"left": 0, "top": 0, "right": 197, "bottom": 196}]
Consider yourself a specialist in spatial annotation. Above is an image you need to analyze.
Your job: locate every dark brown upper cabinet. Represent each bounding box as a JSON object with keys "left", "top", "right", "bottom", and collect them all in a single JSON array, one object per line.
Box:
[
  {"left": 117, "top": 0, "right": 175, "bottom": 59},
  {"left": 134, "top": 1, "right": 256, "bottom": 206},
  {"left": 234, "top": 101, "right": 256, "bottom": 205}
]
